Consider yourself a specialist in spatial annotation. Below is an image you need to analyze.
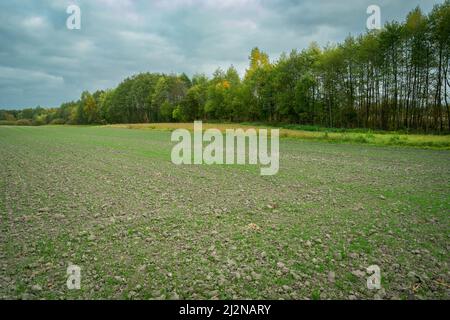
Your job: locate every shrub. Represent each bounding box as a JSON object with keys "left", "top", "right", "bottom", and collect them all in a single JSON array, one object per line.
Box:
[
  {"left": 50, "top": 118, "right": 66, "bottom": 125},
  {"left": 354, "top": 135, "right": 369, "bottom": 144},
  {"left": 0, "top": 120, "right": 17, "bottom": 125},
  {"left": 32, "top": 118, "right": 46, "bottom": 126},
  {"left": 16, "top": 119, "right": 32, "bottom": 126},
  {"left": 389, "top": 135, "right": 401, "bottom": 144}
]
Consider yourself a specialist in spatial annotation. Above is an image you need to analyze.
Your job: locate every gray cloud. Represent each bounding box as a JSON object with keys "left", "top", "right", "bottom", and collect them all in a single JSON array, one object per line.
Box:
[{"left": 0, "top": 0, "right": 440, "bottom": 108}]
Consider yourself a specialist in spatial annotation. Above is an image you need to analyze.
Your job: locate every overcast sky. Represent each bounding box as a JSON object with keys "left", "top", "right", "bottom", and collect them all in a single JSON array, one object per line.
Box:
[{"left": 0, "top": 0, "right": 440, "bottom": 109}]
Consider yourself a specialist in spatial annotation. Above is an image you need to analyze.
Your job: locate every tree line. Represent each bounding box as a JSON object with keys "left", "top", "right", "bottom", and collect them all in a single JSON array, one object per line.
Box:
[{"left": 1, "top": 2, "right": 449, "bottom": 132}]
